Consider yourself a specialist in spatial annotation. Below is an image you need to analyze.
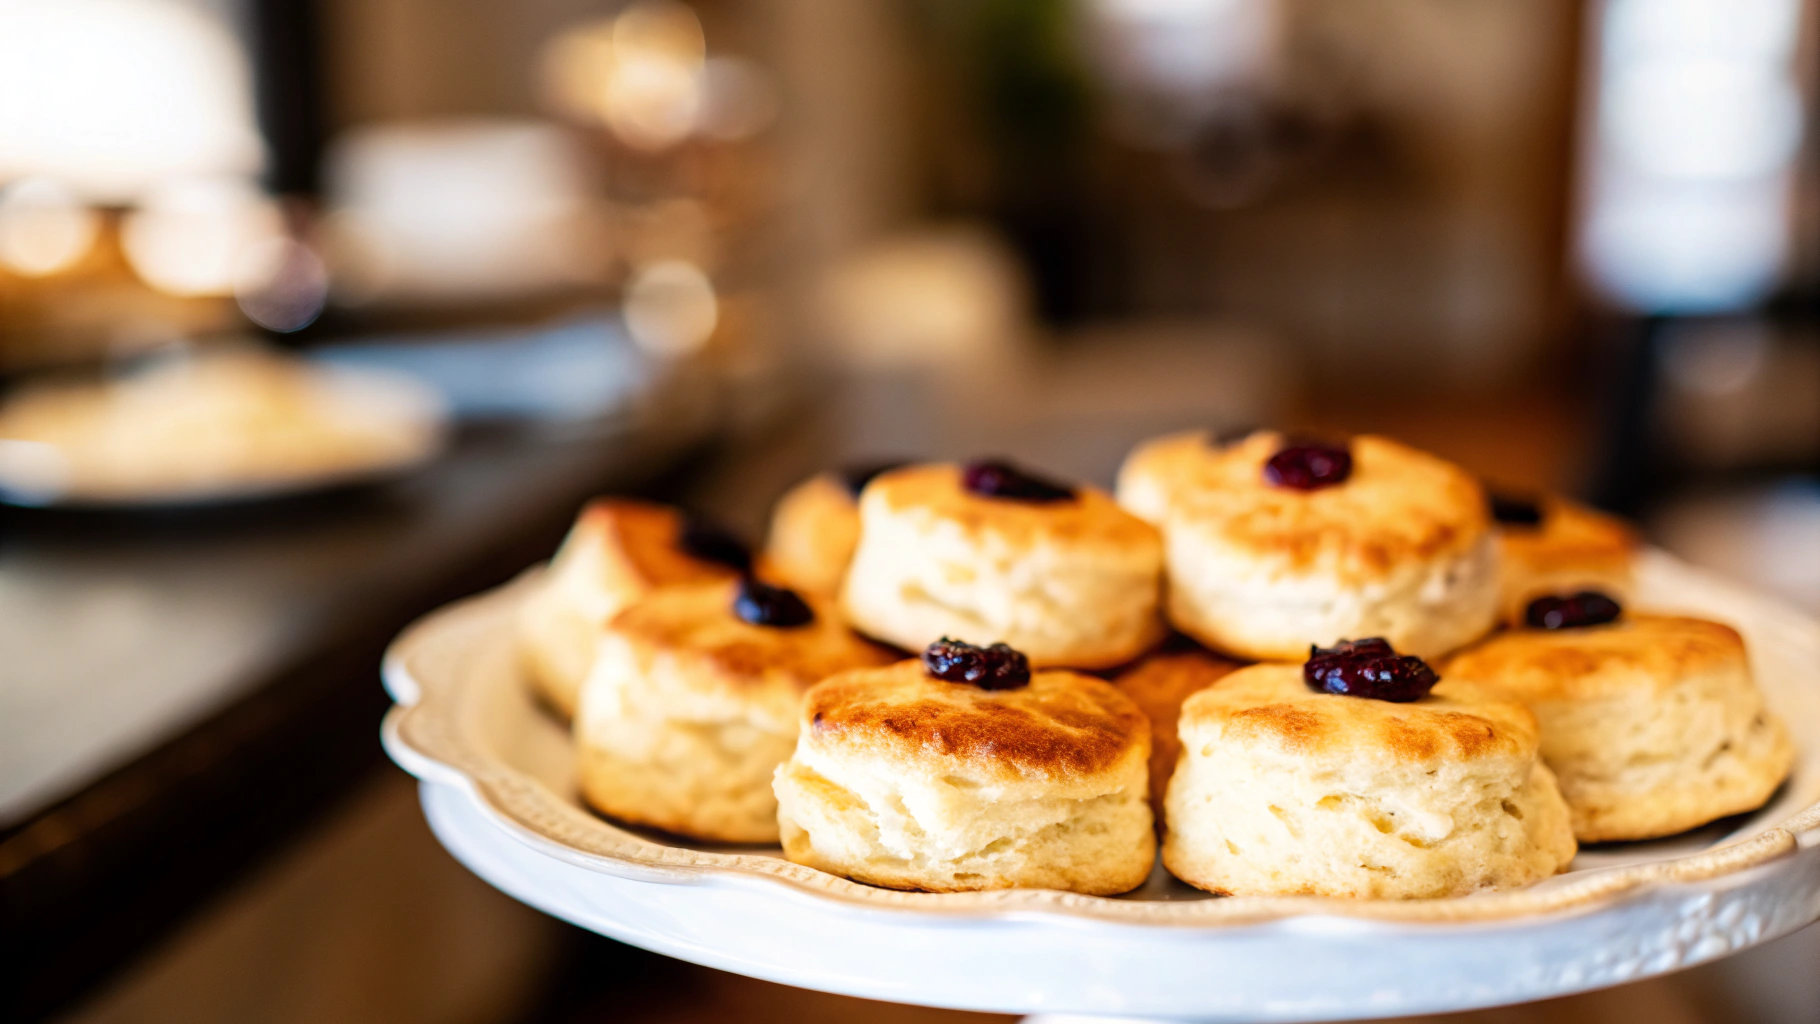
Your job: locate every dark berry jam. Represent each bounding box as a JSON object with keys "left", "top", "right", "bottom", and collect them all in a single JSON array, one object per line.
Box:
[
  {"left": 1264, "top": 443, "right": 1352, "bottom": 490},
  {"left": 678, "top": 517, "right": 752, "bottom": 573},
  {"left": 960, "top": 459, "right": 1075, "bottom": 503},
  {"left": 1304, "top": 638, "right": 1440, "bottom": 703},
  {"left": 838, "top": 459, "right": 908, "bottom": 497},
  {"left": 922, "top": 637, "right": 1031, "bottom": 690},
  {"left": 733, "top": 577, "right": 815, "bottom": 627},
  {"left": 1488, "top": 491, "right": 1545, "bottom": 527},
  {"left": 1525, "top": 591, "right": 1622, "bottom": 630}
]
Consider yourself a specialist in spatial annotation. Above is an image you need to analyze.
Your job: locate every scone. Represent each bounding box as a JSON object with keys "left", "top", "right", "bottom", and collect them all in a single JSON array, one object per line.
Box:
[
  {"left": 575, "top": 578, "right": 894, "bottom": 843},
  {"left": 517, "top": 499, "right": 748, "bottom": 717},
  {"left": 762, "top": 461, "right": 903, "bottom": 595},
  {"left": 1115, "top": 429, "right": 1222, "bottom": 526},
  {"left": 840, "top": 460, "right": 1166, "bottom": 668},
  {"left": 1489, "top": 492, "right": 1637, "bottom": 625},
  {"left": 1446, "top": 614, "right": 1793, "bottom": 842},
  {"left": 774, "top": 641, "right": 1155, "bottom": 893},
  {"left": 1115, "top": 644, "right": 1243, "bottom": 822},
  {"left": 1164, "top": 651, "right": 1576, "bottom": 898},
  {"left": 1160, "top": 432, "right": 1498, "bottom": 661}
]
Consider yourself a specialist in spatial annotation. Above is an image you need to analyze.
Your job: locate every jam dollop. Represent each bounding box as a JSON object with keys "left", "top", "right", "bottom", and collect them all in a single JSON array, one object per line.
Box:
[
  {"left": 922, "top": 637, "right": 1031, "bottom": 690},
  {"left": 961, "top": 459, "right": 1075, "bottom": 503},
  {"left": 1264, "top": 443, "right": 1352, "bottom": 490},
  {"left": 1525, "top": 591, "right": 1621, "bottom": 630},
  {"left": 1304, "top": 638, "right": 1439, "bottom": 703},
  {"left": 678, "top": 517, "right": 753, "bottom": 573},
  {"left": 838, "top": 459, "right": 908, "bottom": 497},
  {"left": 1488, "top": 491, "right": 1545, "bottom": 527},
  {"left": 733, "top": 577, "right": 815, "bottom": 627}
]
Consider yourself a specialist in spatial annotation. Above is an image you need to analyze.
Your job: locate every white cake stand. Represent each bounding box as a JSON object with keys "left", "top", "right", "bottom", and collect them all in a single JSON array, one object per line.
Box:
[{"left": 382, "top": 552, "right": 1820, "bottom": 1022}]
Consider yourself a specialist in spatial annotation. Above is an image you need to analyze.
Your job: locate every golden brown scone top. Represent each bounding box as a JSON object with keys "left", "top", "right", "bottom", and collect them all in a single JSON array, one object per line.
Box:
[
  {"left": 803, "top": 659, "right": 1150, "bottom": 780},
  {"left": 608, "top": 580, "right": 894, "bottom": 689},
  {"left": 1171, "top": 432, "right": 1490, "bottom": 580},
  {"left": 577, "top": 498, "right": 743, "bottom": 587},
  {"left": 1496, "top": 496, "right": 1638, "bottom": 574},
  {"left": 1446, "top": 614, "right": 1746, "bottom": 702},
  {"left": 864, "top": 463, "right": 1159, "bottom": 550},
  {"left": 1179, "top": 662, "right": 1539, "bottom": 765}
]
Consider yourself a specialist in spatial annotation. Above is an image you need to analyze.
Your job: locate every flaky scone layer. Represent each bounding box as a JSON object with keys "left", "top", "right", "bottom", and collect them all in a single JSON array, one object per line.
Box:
[
  {"left": 1447, "top": 616, "right": 1793, "bottom": 841},
  {"left": 841, "top": 464, "right": 1164, "bottom": 668},
  {"left": 775, "top": 661, "right": 1155, "bottom": 893},
  {"left": 1162, "top": 664, "right": 1576, "bottom": 898},
  {"left": 576, "top": 582, "right": 891, "bottom": 843}
]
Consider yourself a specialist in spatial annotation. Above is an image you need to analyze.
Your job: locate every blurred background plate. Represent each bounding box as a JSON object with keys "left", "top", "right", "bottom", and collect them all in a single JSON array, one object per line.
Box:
[{"left": 0, "top": 356, "right": 450, "bottom": 510}]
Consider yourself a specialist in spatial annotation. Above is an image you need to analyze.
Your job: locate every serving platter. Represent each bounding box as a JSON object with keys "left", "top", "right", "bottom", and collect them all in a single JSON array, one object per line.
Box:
[{"left": 382, "top": 550, "right": 1820, "bottom": 1021}]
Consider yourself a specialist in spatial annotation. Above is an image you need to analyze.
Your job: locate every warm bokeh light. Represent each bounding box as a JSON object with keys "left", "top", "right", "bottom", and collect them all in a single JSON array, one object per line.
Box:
[
  {"left": 538, "top": 2, "right": 719, "bottom": 151},
  {"left": 0, "top": 178, "right": 99, "bottom": 277},
  {"left": 235, "top": 237, "right": 330, "bottom": 333},
  {"left": 604, "top": 2, "right": 706, "bottom": 151},
  {"left": 540, "top": 19, "right": 619, "bottom": 124},
  {"left": 624, "top": 260, "right": 718, "bottom": 356},
  {"left": 120, "top": 177, "right": 284, "bottom": 297},
  {"left": 0, "top": 0, "right": 263, "bottom": 203},
  {"left": 611, "top": 1, "right": 706, "bottom": 69},
  {"left": 604, "top": 55, "right": 703, "bottom": 151}
]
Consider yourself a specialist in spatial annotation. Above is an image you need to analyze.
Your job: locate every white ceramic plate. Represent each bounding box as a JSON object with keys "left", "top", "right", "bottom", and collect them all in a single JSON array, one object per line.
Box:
[{"left": 382, "top": 550, "right": 1820, "bottom": 1022}]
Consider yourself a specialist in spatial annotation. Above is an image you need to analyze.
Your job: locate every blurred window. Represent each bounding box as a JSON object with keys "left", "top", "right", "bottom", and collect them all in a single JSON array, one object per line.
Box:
[{"left": 1577, "top": 0, "right": 1805, "bottom": 313}]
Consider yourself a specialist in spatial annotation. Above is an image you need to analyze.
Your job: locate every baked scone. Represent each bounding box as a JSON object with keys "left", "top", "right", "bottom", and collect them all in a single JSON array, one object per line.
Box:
[
  {"left": 518, "top": 499, "right": 748, "bottom": 717},
  {"left": 774, "top": 642, "right": 1156, "bottom": 893},
  {"left": 1446, "top": 614, "right": 1793, "bottom": 842},
  {"left": 575, "top": 578, "right": 893, "bottom": 843},
  {"left": 1489, "top": 492, "right": 1637, "bottom": 625},
  {"left": 1160, "top": 432, "right": 1499, "bottom": 661},
  {"left": 762, "top": 462, "right": 903, "bottom": 596},
  {"left": 1115, "top": 429, "right": 1222, "bottom": 526},
  {"left": 1164, "top": 655, "right": 1576, "bottom": 898},
  {"left": 840, "top": 460, "right": 1166, "bottom": 668},
  {"left": 1114, "top": 645, "right": 1243, "bottom": 822}
]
